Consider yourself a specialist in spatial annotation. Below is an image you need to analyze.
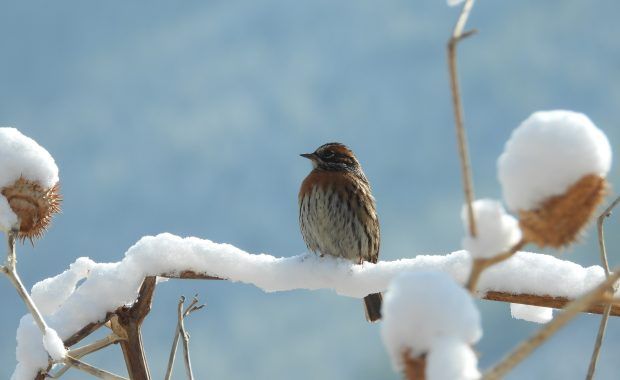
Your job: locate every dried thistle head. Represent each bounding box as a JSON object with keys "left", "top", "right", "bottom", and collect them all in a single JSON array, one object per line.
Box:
[
  {"left": 1, "top": 177, "right": 61, "bottom": 242},
  {"left": 518, "top": 174, "right": 607, "bottom": 248}
]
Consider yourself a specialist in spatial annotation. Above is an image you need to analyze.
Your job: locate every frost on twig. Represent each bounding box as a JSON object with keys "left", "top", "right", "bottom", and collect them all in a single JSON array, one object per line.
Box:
[{"left": 165, "top": 295, "right": 205, "bottom": 380}]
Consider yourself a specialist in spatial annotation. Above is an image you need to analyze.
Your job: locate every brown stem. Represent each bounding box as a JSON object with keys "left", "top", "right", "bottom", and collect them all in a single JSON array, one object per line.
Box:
[
  {"left": 483, "top": 291, "right": 620, "bottom": 316},
  {"left": 586, "top": 195, "right": 620, "bottom": 379},
  {"left": 112, "top": 276, "right": 157, "bottom": 380},
  {"left": 402, "top": 351, "right": 426, "bottom": 380},
  {"left": 448, "top": 0, "right": 478, "bottom": 238},
  {"left": 484, "top": 270, "right": 620, "bottom": 379},
  {"left": 64, "top": 316, "right": 113, "bottom": 347},
  {"left": 466, "top": 239, "right": 527, "bottom": 292}
]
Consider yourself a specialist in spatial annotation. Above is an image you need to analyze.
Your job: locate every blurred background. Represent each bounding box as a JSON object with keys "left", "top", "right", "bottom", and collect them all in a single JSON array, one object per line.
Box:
[{"left": 1, "top": 0, "right": 619, "bottom": 379}]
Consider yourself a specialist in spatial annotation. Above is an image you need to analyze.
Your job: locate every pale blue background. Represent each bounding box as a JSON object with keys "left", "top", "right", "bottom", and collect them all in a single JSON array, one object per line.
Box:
[{"left": 0, "top": 1, "right": 619, "bottom": 379}]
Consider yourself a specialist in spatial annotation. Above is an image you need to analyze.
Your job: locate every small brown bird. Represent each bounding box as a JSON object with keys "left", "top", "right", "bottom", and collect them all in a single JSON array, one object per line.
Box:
[{"left": 299, "top": 142, "right": 382, "bottom": 322}]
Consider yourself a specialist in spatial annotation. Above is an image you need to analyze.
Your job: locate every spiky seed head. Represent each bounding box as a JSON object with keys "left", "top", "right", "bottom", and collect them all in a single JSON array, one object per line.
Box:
[
  {"left": 1, "top": 177, "right": 61, "bottom": 242},
  {"left": 518, "top": 174, "right": 607, "bottom": 248}
]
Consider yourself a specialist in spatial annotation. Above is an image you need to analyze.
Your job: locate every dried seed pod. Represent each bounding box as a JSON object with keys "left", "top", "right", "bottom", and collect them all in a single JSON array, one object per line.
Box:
[
  {"left": 518, "top": 174, "right": 607, "bottom": 248},
  {"left": 1, "top": 177, "right": 61, "bottom": 242}
]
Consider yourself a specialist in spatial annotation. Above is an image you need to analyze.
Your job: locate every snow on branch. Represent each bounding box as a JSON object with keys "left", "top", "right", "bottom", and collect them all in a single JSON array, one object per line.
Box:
[{"left": 12, "top": 232, "right": 614, "bottom": 379}]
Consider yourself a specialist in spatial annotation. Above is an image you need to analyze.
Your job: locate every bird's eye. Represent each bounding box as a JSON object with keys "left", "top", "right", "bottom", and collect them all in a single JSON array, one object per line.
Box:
[{"left": 321, "top": 151, "right": 335, "bottom": 159}]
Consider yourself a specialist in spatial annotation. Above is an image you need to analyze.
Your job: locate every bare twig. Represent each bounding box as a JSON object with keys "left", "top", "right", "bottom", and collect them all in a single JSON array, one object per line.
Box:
[
  {"left": 1, "top": 228, "right": 49, "bottom": 332},
  {"left": 64, "top": 316, "right": 113, "bottom": 347},
  {"left": 2, "top": 228, "right": 127, "bottom": 380},
  {"left": 53, "top": 334, "right": 124, "bottom": 378},
  {"left": 164, "top": 298, "right": 185, "bottom": 380},
  {"left": 448, "top": 0, "right": 478, "bottom": 238},
  {"left": 63, "top": 355, "right": 128, "bottom": 380},
  {"left": 586, "top": 195, "right": 620, "bottom": 380},
  {"left": 179, "top": 299, "right": 194, "bottom": 380},
  {"left": 466, "top": 239, "right": 527, "bottom": 292},
  {"left": 165, "top": 295, "right": 205, "bottom": 380},
  {"left": 483, "top": 270, "right": 620, "bottom": 380}
]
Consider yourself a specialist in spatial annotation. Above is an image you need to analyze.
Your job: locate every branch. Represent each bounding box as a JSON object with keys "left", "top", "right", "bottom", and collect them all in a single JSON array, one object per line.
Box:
[
  {"left": 466, "top": 239, "right": 527, "bottom": 292},
  {"left": 178, "top": 298, "right": 194, "bottom": 380},
  {"left": 165, "top": 295, "right": 205, "bottom": 380},
  {"left": 112, "top": 276, "right": 157, "bottom": 380},
  {"left": 586, "top": 195, "right": 620, "bottom": 379},
  {"left": 482, "top": 291, "right": 620, "bottom": 316},
  {"left": 448, "top": 0, "right": 478, "bottom": 238},
  {"left": 484, "top": 270, "right": 620, "bottom": 379},
  {"left": 53, "top": 334, "right": 124, "bottom": 378},
  {"left": 63, "top": 355, "right": 127, "bottom": 380},
  {"left": 2, "top": 229, "right": 128, "bottom": 380},
  {"left": 64, "top": 316, "right": 113, "bottom": 347}
]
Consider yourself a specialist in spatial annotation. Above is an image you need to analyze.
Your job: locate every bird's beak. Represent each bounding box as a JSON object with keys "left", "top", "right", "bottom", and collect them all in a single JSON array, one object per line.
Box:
[{"left": 300, "top": 153, "right": 316, "bottom": 160}]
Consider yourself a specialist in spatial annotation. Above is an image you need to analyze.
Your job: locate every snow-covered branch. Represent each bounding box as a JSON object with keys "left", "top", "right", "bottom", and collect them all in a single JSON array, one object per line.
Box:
[{"left": 12, "top": 232, "right": 615, "bottom": 379}]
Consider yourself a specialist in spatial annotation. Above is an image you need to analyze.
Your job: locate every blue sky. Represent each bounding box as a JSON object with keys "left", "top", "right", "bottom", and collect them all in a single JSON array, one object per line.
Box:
[{"left": 0, "top": 1, "right": 619, "bottom": 379}]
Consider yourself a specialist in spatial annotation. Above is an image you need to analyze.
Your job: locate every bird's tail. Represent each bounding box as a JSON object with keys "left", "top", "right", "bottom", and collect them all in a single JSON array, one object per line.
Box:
[{"left": 363, "top": 292, "right": 383, "bottom": 322}]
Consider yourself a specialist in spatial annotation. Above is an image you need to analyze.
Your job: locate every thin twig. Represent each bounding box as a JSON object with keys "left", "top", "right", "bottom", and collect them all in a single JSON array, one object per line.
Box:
[
  {"left": 483, "top": 270, "right": 620, "bottom": 380},
  {"left": 63, "top": 355, "right": 128, "bottom": 380},
  {"left": 165, "top": 295, "right": 205, "bottom": 380},
  {"left": 466, "top": 239, "right": 527, "bottom": 293},
  {"left": 2, "top": 229, "right": 126, "bottom": 380},
  {"left": 586, "top": 195, "right": 620, "bottom": 380},
  {"left": 448, "top": 0, "right": 478, "bottom": 238},
  {"left": 2, "top": 229, "right": 49, "bottom": 332},
  {"left": 179, "top": 297, "right": 193, "bottom": 380},
  {"left": 164, "top": 297, "right": 185, "bottom": 380},
  {"left": 53, "top": 334, "right": 124, "bottom": 378}
]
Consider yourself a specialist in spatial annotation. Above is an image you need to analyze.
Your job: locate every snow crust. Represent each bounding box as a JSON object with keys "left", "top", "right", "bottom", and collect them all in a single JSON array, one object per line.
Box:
[
  {"left": 510, "top": 303, "right": 553, "bottom": 324},
  {"left": 11, "top": 233, "right": 610, "bottom": 378},
  {"left": 42, "top": 327, "right": 66, "bottom": 361},
  {"left": 381, "top": 272, "right": 481, "bottom": 370},
  {"left": 0, "top": 128, "right": 59, "bottom": 231},
  {"left": 462, "top": 199, "right": 521, "bottom": 259},
  {"left": 426, "top": 336, "right": 480, "bottom": 380},
  {"left": 498, "top": 110, "right": 611, "bottom": 211}
]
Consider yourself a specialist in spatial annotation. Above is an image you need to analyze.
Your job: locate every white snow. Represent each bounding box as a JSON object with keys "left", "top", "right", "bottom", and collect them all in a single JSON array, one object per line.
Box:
[
  {"left": 0, "top": 128, "right": 59, "bottom": 232},
  {"left": 12, "top": 316, "right": 48, "bottom": 380},
  {"left": 43, "top": 327, "right": 66, "bottom": 361},
  {"left": 426, "top": 336, "right": 480, "bottom": 380},
  {"left": 510, "top": 303, "right": 553, "bottom": 324},
  {"left": 462, "top": 199, "right": 522, "bottom": 259},
  {"left": 380, "top": 271, "right": 481, "bottom": 369},
  {"left": 11, "top": 233, "right": 612, "bottom": 378},
  {"left": 0, "top": 128, "right": 59, "bottom": 189},
  {"left": 31, "top": 257, "right": 95, "bottom": 315},
  {"left": 0, "top": 195, "right": 18, "bottom": 232},
  {"left": 498, "top": 110, "right": 612, "bottom": 211}
]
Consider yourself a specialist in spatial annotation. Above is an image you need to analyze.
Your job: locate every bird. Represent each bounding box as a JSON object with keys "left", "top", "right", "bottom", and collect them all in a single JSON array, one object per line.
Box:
[{"left": 298, "top": 142, "right": 382, "bottom": 322}]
